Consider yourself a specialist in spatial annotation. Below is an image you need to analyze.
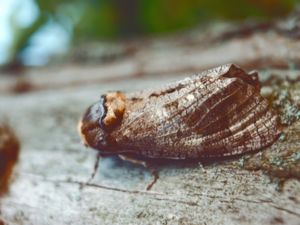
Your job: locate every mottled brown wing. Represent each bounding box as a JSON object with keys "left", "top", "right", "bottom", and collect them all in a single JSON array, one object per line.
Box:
[
  {"left": 112, "top": 64, "right": 280, "bottom": 159},
  {"left": 173, "top": 78, "right": 280, "bottom": 157}
]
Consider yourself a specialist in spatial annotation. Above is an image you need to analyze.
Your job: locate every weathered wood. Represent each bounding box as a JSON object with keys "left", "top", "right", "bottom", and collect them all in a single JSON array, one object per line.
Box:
[{"left": 0, "top": 70, "right": 299, "bottom": 224}]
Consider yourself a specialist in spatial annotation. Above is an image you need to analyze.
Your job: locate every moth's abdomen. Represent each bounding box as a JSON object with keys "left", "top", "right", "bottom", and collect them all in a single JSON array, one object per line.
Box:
[{"left": 79, "top": 64, "right": 281, "bottom": 160}]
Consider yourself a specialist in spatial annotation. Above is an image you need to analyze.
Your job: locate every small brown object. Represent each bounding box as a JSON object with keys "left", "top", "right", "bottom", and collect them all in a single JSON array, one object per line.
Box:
[
  {"left": 78, "top": 64, "right": 281, "bottom": 160},
  {"left": 102, "top": 92, "right": 126, "bottom": 129},
  {"left": 0, "top": 123, "right": 20, "bottom": 196},
  {"left": 11, "top": 78, "right": 34, "bottom": 94}
]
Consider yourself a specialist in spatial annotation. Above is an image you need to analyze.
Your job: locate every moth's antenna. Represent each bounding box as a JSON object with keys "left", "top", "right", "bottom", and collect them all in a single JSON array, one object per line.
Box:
[{"left": 80, "top": 151, "right": 101, "bottom": 190}]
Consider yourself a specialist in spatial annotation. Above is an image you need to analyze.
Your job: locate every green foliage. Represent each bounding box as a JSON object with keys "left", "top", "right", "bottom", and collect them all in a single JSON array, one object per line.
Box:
[
  {"left": 74, "top": 1, "right": 119, "bottom": 40},
  {"left": 139, "top": 0, "right": 296, "bottom": 34},
  {"left": 140, "top": 0, "right": 202, "bottom": 33}
]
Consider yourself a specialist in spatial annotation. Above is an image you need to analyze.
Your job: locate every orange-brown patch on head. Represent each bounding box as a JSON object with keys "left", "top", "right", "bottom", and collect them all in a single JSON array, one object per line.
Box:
[{"left": 102, "top": 91, "right": 126, "bottom": 129}]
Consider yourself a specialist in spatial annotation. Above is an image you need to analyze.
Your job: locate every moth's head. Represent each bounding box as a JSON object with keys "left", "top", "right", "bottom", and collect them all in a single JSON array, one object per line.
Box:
[{"left": 78, "top": 92, "right": 126, "bottom": 152}]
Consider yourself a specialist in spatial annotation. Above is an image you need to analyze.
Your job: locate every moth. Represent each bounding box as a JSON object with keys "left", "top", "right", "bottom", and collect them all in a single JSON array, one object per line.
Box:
[{"left": 78, "top": 64, "right": 281, "bottom": 188}]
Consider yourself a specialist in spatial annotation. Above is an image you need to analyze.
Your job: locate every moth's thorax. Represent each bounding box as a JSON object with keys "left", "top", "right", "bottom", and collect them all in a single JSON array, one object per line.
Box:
[{"left": 78, "top": 92, "right": 126, "bottom": 152}]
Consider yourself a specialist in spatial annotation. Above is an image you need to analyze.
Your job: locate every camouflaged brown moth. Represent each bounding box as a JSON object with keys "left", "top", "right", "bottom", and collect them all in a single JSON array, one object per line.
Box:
[{"left": 78, "top": 64, "right": 281, "bottom": 189}]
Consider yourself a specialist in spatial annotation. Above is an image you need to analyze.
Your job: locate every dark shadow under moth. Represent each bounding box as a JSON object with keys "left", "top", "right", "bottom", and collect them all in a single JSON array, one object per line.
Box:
[{"left": 78, "top": 64, "right": 281, "bottom": 189}]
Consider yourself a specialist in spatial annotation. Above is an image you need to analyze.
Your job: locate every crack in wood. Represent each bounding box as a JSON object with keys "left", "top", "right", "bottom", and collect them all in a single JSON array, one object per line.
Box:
[
  {"left": 186, "top": 192, "right": 300, "bottom": 218},
  {"left": 36, "top": 176, "right": 300, "bottom": 217},
  {"left": 17, "top": 172, "right": 300, "bottom": 218},
  {"left": 48, "top": 179, "right": 200, "bottom": 207}
]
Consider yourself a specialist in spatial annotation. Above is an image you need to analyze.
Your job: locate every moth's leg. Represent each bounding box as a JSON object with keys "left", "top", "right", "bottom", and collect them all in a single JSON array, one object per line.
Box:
[
  {"left": 119, "top": 154, "right": 159, "bottom": 191},
  {"left": 145, "top": 165, "right": 159, "bottom": 191},
  {"left": 80, "top": 151, "right": 116, "bottom": 189},
  {"left": 88, "top": 151, "right": 101, "bottom": 183},
  {"left": 88, "top": 151, "right": 118, "bottom": 182},
  {"left": 80, "top": 152, "right": 101, "bottom": 189}
]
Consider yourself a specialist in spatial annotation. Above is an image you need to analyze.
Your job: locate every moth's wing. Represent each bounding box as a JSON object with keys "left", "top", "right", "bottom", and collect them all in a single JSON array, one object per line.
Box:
[
  {"left": 165, "top": 66, "right": 280, "bottom": 157},
  {"left": 113, "top": 64, "right": 280, "bottom": 158},
  {"left": 112, "top": 65, "right": 230, "bottom": 151},
  {"left": 177, "top": 83, "right": 280, "bottom": 157}
]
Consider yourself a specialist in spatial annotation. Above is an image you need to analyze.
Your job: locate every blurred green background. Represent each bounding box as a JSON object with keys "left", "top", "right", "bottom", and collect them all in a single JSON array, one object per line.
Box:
[{"left": 1, "top": 0, "right": 298, "bottom": 67}]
